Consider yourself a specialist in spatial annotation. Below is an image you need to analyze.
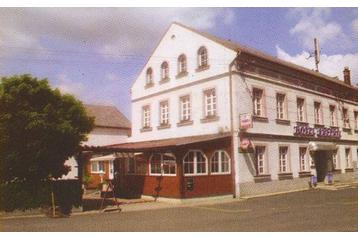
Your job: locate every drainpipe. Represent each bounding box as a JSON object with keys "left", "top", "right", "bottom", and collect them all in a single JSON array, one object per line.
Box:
[{"left": 229, "top": 51, "right": 241, "bottom": 198}]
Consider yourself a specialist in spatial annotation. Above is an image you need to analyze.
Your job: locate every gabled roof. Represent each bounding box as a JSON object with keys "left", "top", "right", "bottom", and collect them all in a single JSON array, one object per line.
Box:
[
  {"left": 84, "top": 104, "right": 131, "bottom": 129},
  {"left": 173, "top": 22, "right": 357, "bottom": 91}
]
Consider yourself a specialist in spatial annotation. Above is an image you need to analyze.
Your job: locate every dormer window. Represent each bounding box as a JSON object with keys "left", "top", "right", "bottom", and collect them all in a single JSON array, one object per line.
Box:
[
  {"left": 197, "top": 46, "right": 208, "bottom": 70},
  {"left": 176, "top": 54, "right": 187, "bottom": 78},
  {"left": 145, "top": 67, "right": 153, "bottom": 87},
  {"left": 160, "top": 61, "right": 169, "bottom": 82}
]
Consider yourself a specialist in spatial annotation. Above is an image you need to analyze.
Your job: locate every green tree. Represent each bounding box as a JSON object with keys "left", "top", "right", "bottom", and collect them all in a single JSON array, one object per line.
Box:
[{"left": 0, "top": 74, "right": 94, "bottom": 184}]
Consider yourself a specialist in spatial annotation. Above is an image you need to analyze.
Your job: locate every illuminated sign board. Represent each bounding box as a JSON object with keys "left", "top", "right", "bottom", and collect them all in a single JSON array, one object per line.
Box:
[{"left": 294, "top": 125, "right": 341, "bottom": 139}]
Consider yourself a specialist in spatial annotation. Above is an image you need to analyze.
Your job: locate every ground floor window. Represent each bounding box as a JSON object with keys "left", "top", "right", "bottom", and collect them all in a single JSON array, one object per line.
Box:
[
  {"left": 211, "top": 150, "right": 231, "bottom": 174},
  {"left": 332, "top": 149, "right": 339, "bottom": 170},
  {"left": 91, "top": 161, "right": 105, "bottom": 173},
  {"left": 255, "top": 146, "right": 266, "bottom": 175},
  {"left": 345, "top": 148, "right": 352, "bottom": 169},
  {"left": 149, "top": 153, "right": 176, "bottom": 176},
  {"left": 299, "top": 147, "right": 308, "bottom": 172},
  {"left": 279, "top": 146, "right": 289, "bottom": 173},
  {"left": 126, "top": 154, "right": 147, "bottom": 175},
  {"left": 183, "top": 150, "right": 208, "bottom": 175}
]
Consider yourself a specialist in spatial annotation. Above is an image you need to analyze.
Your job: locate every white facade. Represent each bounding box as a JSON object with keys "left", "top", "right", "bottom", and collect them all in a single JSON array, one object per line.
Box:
[{"left": 129, "top": 22, "right": 358, "bottom": 197}]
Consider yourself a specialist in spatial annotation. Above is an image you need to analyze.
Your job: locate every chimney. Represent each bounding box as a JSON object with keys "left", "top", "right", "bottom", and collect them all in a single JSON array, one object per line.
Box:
[{"left": 343, "top": 67, "right": 351, "bottom": 85}]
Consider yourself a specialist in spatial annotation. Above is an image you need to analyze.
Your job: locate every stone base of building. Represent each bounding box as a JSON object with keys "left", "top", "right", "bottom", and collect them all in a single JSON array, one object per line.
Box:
[{"left": 141, "top": 194, "right": 234, "bottom": 204}]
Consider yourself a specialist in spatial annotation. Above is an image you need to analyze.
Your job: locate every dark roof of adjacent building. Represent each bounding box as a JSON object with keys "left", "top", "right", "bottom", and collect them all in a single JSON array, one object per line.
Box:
[
  {"left": 84, "top": 104, "right": 131, "bottom": 129},
  {"left": 173, "top": 22, "right": 357, "bottom": 92}
]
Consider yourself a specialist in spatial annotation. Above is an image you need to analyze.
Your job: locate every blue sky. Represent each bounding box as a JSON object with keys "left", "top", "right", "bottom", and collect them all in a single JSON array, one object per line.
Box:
[{"left": 0, "top": 8, "right": 357, "bottom": 119}]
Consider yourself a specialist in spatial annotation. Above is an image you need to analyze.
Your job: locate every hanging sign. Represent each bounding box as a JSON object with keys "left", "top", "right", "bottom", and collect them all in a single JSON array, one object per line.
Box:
[{"left": 239, "top": 113, "right": 252, "bottom": 130}]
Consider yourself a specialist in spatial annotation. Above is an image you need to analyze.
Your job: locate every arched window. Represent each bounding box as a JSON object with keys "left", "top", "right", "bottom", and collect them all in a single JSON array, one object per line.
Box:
[
  {"left": 197, "top": 46, "right": 208, "bottom": 68},
  {"left": 146, "top": 67, "right": 153, "bottom": 86},
  {"left": 149, "top": 153, "right": 176, "bottom": 176},
  {"left": 211, "top": 150, "right": 231, "bottom": 174},
  {"left": 178, "top": 54, "right": 187, "bottom": 75},
  {"left": 160, "top": 61, "right": 169, "bottom": 81},
  {"left": 183, "top": 150, "right": 208, "bottom": 175}
]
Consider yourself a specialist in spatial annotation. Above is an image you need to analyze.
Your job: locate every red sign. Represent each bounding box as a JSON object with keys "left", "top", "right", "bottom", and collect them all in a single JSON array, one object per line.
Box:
[{"left": 239, "top": 113, "right": 252, "bottom": 130}]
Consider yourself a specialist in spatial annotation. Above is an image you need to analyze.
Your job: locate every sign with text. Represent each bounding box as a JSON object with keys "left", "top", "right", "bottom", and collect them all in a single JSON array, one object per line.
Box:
[
  {"left": 239, "top": 113, "right": 252, "bottom": 130},
  {"left": 294, "top": 124, "right": 341, "bottom": 139}
]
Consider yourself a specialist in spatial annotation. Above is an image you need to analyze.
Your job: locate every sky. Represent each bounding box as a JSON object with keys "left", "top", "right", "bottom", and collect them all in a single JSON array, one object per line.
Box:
[{"left": 0, "top": 7, "right": 357, "bottom": 119}]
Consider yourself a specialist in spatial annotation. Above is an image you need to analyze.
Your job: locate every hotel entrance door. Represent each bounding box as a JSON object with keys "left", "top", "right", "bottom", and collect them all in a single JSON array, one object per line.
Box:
[{"left": 309, "top": 142, "right": 337, "bottom": 182}]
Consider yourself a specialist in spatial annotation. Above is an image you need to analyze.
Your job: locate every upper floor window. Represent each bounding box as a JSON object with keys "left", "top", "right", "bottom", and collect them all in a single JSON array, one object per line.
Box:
[
  {"left": 183, "top": 150, "right": 207, "bottom": 175},
  {"left": 178, "top": 54, "right": 187, "bottom": 75},
  {"left": 314, "top": 101, "right": 323, "bottom": 125},
  {"left": 142, "top": 105, "right": 151, "bottom": 129},
  {"left": 297, "top": 98, "right": 306, "bottom": 122},
  {"left": 253, "top": 88, "right": 264, "bottom": 117},
  {"left": 180, "top": 95, "right": 191, "bottom": 122},
  {"left": 146, "top": 67, "right": 153, "bottom": 86},
  {"left": 276, "top": 93, "right": 286, "bottom": 120},
  {"left": 255, "top": 146, "right": 267, "bottom": 175},
  {"left": 197, "top": 46, "right": 208, "bottom": 68},
  {"left": 150, "top": 153, "right": 176, "bottom": 176},
  {"left": 342, "top": 108, "right": 350, "bottom": 128},
  {"left": 160, "top": 61, "right": 169, "bottom": 81},
  {"left": 329, "top": 105, "right": 338, "bottom": 127},
  {"left": 354, "top": 111, "right": 358, "bottom": 129},
  {"left": 279, "top": 146, "right": 289, "bottom": 173},
  {"left": 211, "top": 150, "right": 230, "bottom": 174},
  {"left": 204, "top": 88, "right": 217, "bottom": 118},
  {"left": 299, "top": 147, "right": 308, "bottom": 172},
  {"left": 159, "top": 100, "right": 169, "bottom": 126}
]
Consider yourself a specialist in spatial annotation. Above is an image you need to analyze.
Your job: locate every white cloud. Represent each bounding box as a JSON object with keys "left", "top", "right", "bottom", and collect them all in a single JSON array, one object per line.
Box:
[
  {"left": 276, "top": 45, "right": 358, "bottom": 86},
  {"left": 352, "top": 18, "right": 358, "bottom": 41},
  {"left": 288, "top": 8, "right": 352, "bottom": 51},
  {"left": 54, "top": 74, "right": 85, "bottom": 96},
  {"left": 105, "top": 73, "right": 120, "bottom": 81}
]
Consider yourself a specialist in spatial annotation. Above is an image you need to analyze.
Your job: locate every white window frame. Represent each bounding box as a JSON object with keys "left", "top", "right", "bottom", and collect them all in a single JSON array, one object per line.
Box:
[
  {"left": 314, "top": 101, "right": 323, "bottom": 125},
  {"left": 142, "top": 105, "right": 151, "bottom": 129},
  {"left": 183, "top": 150, "right": 208, "bottom": 176},
  {"left": 149, "top": 153, "right": 177, "bottom": 176},
  {"left": 299, "top": 147, "right": 308, "bottom": 172},
  {"left": 161, "top": 61, "right": 169, "bottom": 80},
  {"left": 253, "top": 88, "right": 264, "bottom": 117},
  {"left": 204, "top": 88, "right": 217, "bottom": 118},
  {"left": 345, "top": 148, "right": 352, "bottom": 169},
  {"left": 279, "top": 146, "right": 290, "bottom": 173},
  {"left": 91, "top": 161, "right": 105, "bottom": 174},
  {"left": 296, "top": 97, "right": 306, "bottom": 122},
  {"left": 180, "top": 95, "right": 191, "bottom": 122},
  {"left": 159, "top": 100, "right": 169, "bottom": 126},
  {"left": 210, "top": 150, "right": 231, "bottom": 175},
  {"left": 332, "top": 149, "right": 339, "bottom": 170},
  {"left": 198, "top": 46, "right": 208, "bottom": 68},
  {"left": 276, "top": 93, "right": 286, "bottom": 120},
  {"left": 342, "top": 108, "right": 350, "bottom": 128},
  {"left": 178, "top": 54, "right": 187, "bottom": 74},
  {"left": 146, "top": 68, "right": 153, "bottom": 85},
  {"left": 354, "top": 111, "right": 358, "bottom": 129},
  {"left": 255, "top": 146, "right": 267, "bottom": 175},
  {"left": 329, "top": 105, "right": 338, "bottom": 127}
]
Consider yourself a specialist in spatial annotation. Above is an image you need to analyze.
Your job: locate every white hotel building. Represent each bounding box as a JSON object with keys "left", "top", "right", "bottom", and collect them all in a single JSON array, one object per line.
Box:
[{"left": 106, "top": 22, "right": 358, "bottom": 198}]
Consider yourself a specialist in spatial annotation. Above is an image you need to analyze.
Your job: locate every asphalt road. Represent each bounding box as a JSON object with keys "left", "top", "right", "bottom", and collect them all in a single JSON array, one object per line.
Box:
[{"left": 2, "top": 188, "right": 358, "bottom": 231}]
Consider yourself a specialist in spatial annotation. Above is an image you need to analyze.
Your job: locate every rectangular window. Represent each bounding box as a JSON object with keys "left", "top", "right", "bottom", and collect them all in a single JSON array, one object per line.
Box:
[
  {"left": 159, "top": 101, "right": 169, "bottom": 125},
  {"left": 142, "top": 105, "right": 151, "bottom": 128},
  {"left": 297, "top": 98, "right": 305, "bottom": 122},
  {"left": 345, "top": 148, "right": 352, "bottom": 169},
  {"left": 91, "top": 161, "right": 105, "bottom": 173},
  {"left": 343, "top": 108, "right": 350, "bottom": 128},
  {"left": 180, "top": 95, "right": 191, "bottom": 122},
  {"left": 314, "top": 101, "right": 322, "bottom": 125},
  {"left": 299, "top": 147, "right": 308, "bottom": 172},
  {"left": 329, "top": 105, "right": 337, "bottom": 127},
  {"left": 332, "top": 149, "right": 339, "bottom": 170},
  {"left": 253, "top": 88, "right": 264, "bottom": 117},
  {"left": 354, "top": 111, "right": 358, "bottom": 129},
  {"left": 276, "top": 93, "right": 286, "bottom": 119},
  {"left": 127, "top": 158, "right": 135, "bottom": 174},
  {"left": 204, "top": 88, "right": 217, "bottom": 118},
  {"left": 255, "top": 146, "right": 266, "bottom": 175},
  {"left": 279, "top": 146, "right": 289, "bottom": 173}
]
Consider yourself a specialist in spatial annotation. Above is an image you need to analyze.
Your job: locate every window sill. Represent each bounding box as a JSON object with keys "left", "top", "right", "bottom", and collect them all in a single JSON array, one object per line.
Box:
[
  {"left": 157, "top": 124, "right": 171, "bottom": 130},
  {"left": 254, "top": 174, "right": 271, "bottom": 183},
  {"left": 298, "top": 171, "right": 312, "bottom": 178},
  {"left": 176, "top": 71, "right": 188, "bottom": 79},
  {"left": 332, "top": 169, "right": 342, "bottom": 174},
  {"left": 144, "top": 83, "right": 154, "bottom": 89},
  {"left": 354, "top": 129, "right": 358, "bottom": 133},
  {"left": 252, "top": 115, "right": 269, "bottom": 123},
  {"left": 314, "top": 124, "right": 325, "bottom": 128},
  {"left": 184, "top": 173, "right": 208, "bottom": 177},
  {"left": 210, "top": 172, "right": 231, "bottom": 176},
  {"left": 195, "top": 65, "right": 210, "bottom": 72},
  {"left": 330, "top": 125, "right": 339, "bottom": 129},
  {"left": 200, "top": 116, "right": 219, "bottom": 123},
  {"left": 275, "top": 119, "right": 290, "bottom": 125},
  {"left": 149, "top": 173, "right": 176, "bottom": 177},
  {"left": 159, "top": 78, "right": 170, "bottom": 84},
  {"left": 296, "top": 121, "right": 309, "bottom": 126},
  {"left": 345, "top": 168, "right": 354, "bottom": 173},
  {"left": 140, "top": 127, "right": 153, "bottom": 133},
  {"left": 278, "top": 172, "right": 293, "bottom": 180},
  {"left": 177, "top": 120, "right": 193, "bottom": 127},
  {"left": 342, "top": 127, "right": 351, "bottom": 132}
]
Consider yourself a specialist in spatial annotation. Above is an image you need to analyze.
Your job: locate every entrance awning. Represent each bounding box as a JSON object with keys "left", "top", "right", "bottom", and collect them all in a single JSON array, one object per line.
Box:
[
  {"left": 90, "top": 154, "right": 116, "bottom": 162},
  {"left": 308, "top": 142, "right": 337, "bottom": 151}
]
